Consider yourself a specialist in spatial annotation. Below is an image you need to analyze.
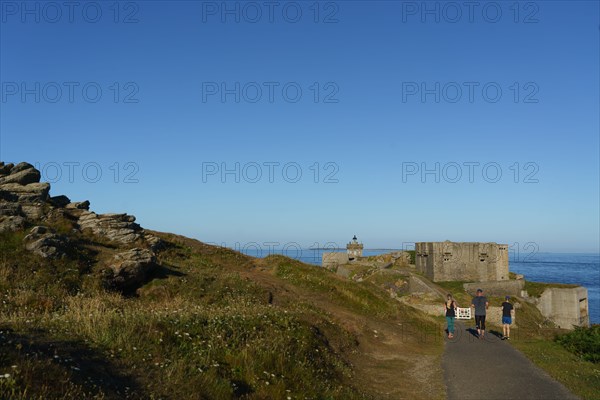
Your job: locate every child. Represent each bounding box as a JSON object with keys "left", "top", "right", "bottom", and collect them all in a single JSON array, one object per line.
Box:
[{"left": 501, "top": 295, "right": 514, "bottom": 340}]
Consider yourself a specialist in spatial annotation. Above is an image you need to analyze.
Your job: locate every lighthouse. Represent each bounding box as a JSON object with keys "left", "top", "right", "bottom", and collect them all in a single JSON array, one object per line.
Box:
[{"left": 346, "top": 235, "right": 363, "bottom": 260}]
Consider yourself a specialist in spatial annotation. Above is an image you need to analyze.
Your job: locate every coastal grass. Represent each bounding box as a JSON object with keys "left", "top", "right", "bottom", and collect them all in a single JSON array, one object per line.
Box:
[
  {"left": 523, "top": 280, "right": 579, "bottom": 298},
  {"left": 503, "top": 301, "right": 600, "bottom": 400},
  {"left": 511, "top": 337, "right": 600, "bottom": 400},
  {"left": 1, "top": 229, "right": 443, "bottom": 399}
]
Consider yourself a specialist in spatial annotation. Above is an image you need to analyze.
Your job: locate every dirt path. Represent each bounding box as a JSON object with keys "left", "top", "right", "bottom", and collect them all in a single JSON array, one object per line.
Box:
[{"left": 443, "top": 321, "right": 579, "bottom": 400}]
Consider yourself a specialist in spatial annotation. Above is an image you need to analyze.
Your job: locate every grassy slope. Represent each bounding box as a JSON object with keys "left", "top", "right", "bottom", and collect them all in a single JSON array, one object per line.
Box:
[{"left": 0, "top": 226, "right": 444, "bottom": 400}]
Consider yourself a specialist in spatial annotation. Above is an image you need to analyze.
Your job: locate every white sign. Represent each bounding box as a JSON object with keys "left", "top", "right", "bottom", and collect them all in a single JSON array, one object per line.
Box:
[{"left": 456, "top": 307, "right": 472, "bottom": 320}]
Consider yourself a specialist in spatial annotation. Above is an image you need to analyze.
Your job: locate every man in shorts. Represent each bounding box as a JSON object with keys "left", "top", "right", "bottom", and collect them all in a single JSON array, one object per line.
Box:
[
  {"left": 501, "top": 295, "right": 514, "bottom": 340},
  {"left": 471, "top": 288, "right": 489, "bottom": 339}
]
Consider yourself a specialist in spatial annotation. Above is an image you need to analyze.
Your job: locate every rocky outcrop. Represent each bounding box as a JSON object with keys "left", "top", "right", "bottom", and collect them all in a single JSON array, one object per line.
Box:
[
  {"left": 78, "top": 212, "right": 143, "bottom": 244},
  {"left": 66, "top": 200, "right": 90, "bottom": 210},
  {"left": 1, "top": 160, "right": 166, "bottom": 293},
  {"left": 0, "top": 162, "right": 49, "bottom": 229},
  {"left": 49, "top": 195, "right": 71, "bottom": 208},
  {"left": 24, "top": 226, "right": 70, "bottom": 258},
  {"left": 0, "top": 215, "right": 26, "bottom": 232},
  {"left": 105, "top": 248, "right": 158, "bottom": 292},
  {"left": 0, "top": 162, "right": 41, "bottom": 185}
]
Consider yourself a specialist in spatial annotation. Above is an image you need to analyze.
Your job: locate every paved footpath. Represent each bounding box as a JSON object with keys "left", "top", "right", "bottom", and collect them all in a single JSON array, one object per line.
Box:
[{"left": 443, "top": 321, "right": 580, "bottom": 400}]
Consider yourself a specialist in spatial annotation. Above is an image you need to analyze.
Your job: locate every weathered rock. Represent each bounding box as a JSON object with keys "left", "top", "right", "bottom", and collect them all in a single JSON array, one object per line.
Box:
[
  {"left": 0, "top": 182, "right": 50, "bottom": 203},
  {"left": 78, "top": 211, "right": 142, "bottom": 244},
  {"left": 66, "top": 200, "right": 90, "bottom": 210},
  {"left": 0, "top": 163, "right": 14, "bottom": 176},
  {"left": 24, "top": 225, "right": 70, "bottom": 258},
  {"left": 11, "top": 162, "right": 35, "bottom": 174},
  {"left": 20, "top": 204, "right": 46, "bottom": 220},
  {"left": 0, "top": 215, "right": 25, "bottom": 232},
  {"left": 145, "top": 233, "right": 165, "bottom": 251},
  {"left": 0, "top": 163, "right": 40, "bottom": 185},
  {"left": 106, "top": 248, "right": 157, "bottom": 292},
  {"left": 49, "top": 195, "right": 71, "bottom": 208},
  {"left": 0, "top": 201, "right": 22, "bottom": 216}
]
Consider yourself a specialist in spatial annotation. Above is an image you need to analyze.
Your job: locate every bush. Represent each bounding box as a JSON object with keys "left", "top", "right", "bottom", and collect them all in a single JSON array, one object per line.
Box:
[{"left": 555, "top": 325, "right": 600, "bottom": 363}]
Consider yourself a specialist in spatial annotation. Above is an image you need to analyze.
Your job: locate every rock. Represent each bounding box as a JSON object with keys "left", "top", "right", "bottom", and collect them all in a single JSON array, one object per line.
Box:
[
  {"left": 66, "top": 200, "right": 90, "bottom": 210},
  {"left": 0, "top": 163, "right": 14, "bottom": 176},
  {"left": 0, "top": 182, "right": 50, "bottom": 203},
  {"left": 20, "top": 204, "right": 46, "bottom": 219},
  {"left": 49, "top": 195, "right": 71, "bottom": 208},
  {"left": 0, "top": 215, "right": 25, "bottom": 232},
  {"left": 106, "top": 248, "right": 157, "bottom": 292},
  {"left": 29, "top": 225, "right": 49, "bottom": 235},
  {"left": 24, "top": 226, "right": 70, "bottom": 258},
  {"left": 145, "top": 234, "right": 165, "bottom": 251},
  {"left": 11, "top": 162, "right": 35, "bottom": 174},
  {"left": 78, "top": 211, "right": 142, "bottom": 244},
  {"left": 0, "top": 163, "right": 40, "bottom": 185},
  {"left": 0, "top": 202, "right": 22, "bottom": 216}
]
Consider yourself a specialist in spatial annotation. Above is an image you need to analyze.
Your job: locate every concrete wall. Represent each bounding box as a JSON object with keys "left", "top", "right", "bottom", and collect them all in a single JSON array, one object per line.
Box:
[
  {"left": 416, "top": 241, "right": 508, "bottom": 282},
  {"left": 464, "top": 280, "right": 524, "bottom": 297},
  {"left": 537, "top": 287, "right": 590, "bottom": 329},
  {"left": 322, "top": 252, "right": 349, "bottom": 270}
]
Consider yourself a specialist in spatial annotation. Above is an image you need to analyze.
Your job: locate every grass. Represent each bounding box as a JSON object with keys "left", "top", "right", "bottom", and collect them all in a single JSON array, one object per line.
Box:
[
  {"left": 0, "top": 226, "right": 443, "bottom": 399},
  {"left": 524, "top": 280, "right": 579, "bottom": 298},
  {"left": 502, "top": 300, "right": 600, "bottom": 400},
  {"left": 271, "top": 255, "right": 398, "bottom": 319},
  {"left": 434, "top": 281, "right": 472, "bottom": 306},
  {"left": 511, "top": 338, "right": 600, "bottom": 400}
]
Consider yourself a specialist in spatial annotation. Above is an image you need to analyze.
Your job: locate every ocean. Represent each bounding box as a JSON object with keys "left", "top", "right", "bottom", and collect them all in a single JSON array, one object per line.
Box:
[{"left": 238, "top": 248, "right": 600, "bottom": 324}]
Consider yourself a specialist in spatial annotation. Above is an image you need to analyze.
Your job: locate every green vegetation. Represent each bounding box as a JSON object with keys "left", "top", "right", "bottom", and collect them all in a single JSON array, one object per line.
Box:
[
  {"left": 0, "top": 227, "right": 444, "bottom": 399},
  {"left": 503, "top": 301, "right": 600, "bottom": 400},
  {"left": 434, "top": 281, "right": 472, "bottom": 305},
  {"left": 524, "top": 280, "right": 578, "bottom": 298},
  {"left": 511, "top": 338, "right": 600, "bottom": 400},
  {"left": 556, "top": 325, "right": 600, "bottom": 363},
  {"left": 272, "top": 255, "right": 397, "bottom": 318}
]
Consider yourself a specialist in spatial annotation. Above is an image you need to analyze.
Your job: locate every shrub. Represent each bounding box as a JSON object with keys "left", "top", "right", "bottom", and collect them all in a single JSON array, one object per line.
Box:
[{"left": 555, "top": 325, "right": 600, "bottom": 363}]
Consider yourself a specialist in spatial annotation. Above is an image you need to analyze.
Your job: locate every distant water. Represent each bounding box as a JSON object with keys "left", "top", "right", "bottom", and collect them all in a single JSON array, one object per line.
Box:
[
  {"left": 238, "top": 248, "right": 600, "bottom": 324},
  {"left": 510, "top": 253, "right": 599, "bottom": 325}
]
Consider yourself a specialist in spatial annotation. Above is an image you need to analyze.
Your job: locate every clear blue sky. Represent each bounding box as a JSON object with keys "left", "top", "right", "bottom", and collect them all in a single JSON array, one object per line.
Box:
[{"left": 1, "top": 1, "right": 599, "bottom": 252}]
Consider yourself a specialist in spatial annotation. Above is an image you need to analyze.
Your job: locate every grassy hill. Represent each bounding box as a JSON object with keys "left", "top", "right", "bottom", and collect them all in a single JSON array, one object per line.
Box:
[{"left": 0, "top": 225, "right": 444, "bottom": 399}]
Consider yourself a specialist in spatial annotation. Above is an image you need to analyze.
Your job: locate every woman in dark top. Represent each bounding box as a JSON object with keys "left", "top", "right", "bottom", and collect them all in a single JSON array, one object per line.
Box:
[{"left": 444, "top": 294, "right": 458, "bottom": 339}]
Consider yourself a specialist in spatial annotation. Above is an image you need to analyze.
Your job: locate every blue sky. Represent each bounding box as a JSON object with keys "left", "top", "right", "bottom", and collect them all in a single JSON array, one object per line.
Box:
[{"left": 1, "top": 1, "right": 599, "bottom": 252}]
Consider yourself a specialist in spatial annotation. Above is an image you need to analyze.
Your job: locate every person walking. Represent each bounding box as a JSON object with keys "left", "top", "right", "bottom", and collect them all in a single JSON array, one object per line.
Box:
[
  {"left": 501, "top": 295, "right": 514, "bottom": 340},
  {"left": 471, "top": 288, "right": 489, "bottom": 339},
  {"left": 444, "top": 294, "right": 458, "bottom": 339}
]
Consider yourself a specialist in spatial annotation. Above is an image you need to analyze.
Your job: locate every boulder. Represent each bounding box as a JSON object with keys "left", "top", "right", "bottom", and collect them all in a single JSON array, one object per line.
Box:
[
  {"left": 24, "top": 225, "right": 70, "bottom": 258},
  {"left": 49, "top": 195, "right": 71, "bottom": 208},
  {"left": 145, "top": 233, "right": 165, "bottom": 251},
  {"left": 0, "top": 182, "right": 50, "bottom": 203},
  {"left": 106, "top": 248, "right": 157, "bottom": 292},
  {"left": 0, "top": 163, "right": 40, "bottom": 185},
  {"left": 0, "top": 215, "right": 25, "bottom": 232},
  {"left": 78, "top": 211, "right": 142, "bottom": 244},
  {"left": 66, "top": 200, "right": 90, "bottom": 210},
  {"left": 0, "top": 202, "right": 22, "bottom": 217},
  {"left": 20, "top": 204, "right": 46, "bottom": 220},
  {"left": 0, "top": 163, "right": 14, "bottom": 176}
]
